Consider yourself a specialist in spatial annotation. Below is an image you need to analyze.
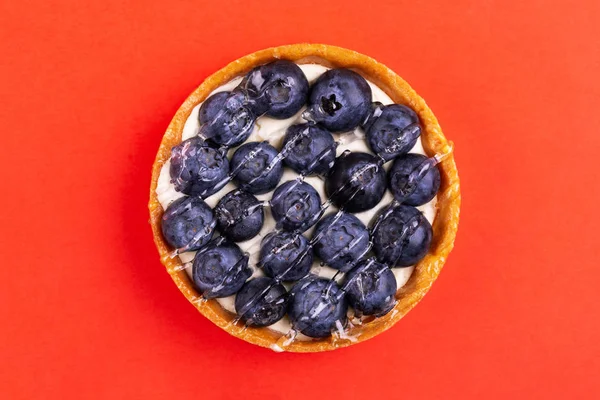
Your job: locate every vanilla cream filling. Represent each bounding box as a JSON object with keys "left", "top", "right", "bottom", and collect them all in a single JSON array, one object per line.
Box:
[{"left": 156, "top": 64, "right": 438, "bottom": 336}]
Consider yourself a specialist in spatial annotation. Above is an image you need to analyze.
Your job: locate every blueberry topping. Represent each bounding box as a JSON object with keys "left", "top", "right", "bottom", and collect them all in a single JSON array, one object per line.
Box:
[
  {"left": 259, "top": 232, "right": 312, "bottom": 281},
  {"left": 270, "top": 180, "right": 321, "bottom": 232},
  {"left": 198, "top": 91, "right": 230, "bottom": 125},
  {"left": 325, "top": 152, "right": 386, "bottom": 213},
  {"left": 230, "top": 141, "right": 283, "bottom": 194},
  {"left": 312, "top": 212, "right": 370, "bottom": 272},
  {"left": 306, "top": 69, "right": 372, "bottom": 132},
  {"left": 235, "top": 277, "right": 289, "bottom": 327},
  {"left": 240, "top": 60, "right": 309, "bottom": 119},
  {"left": 372, "top": 205, "right": 432, "bottom": 267},
  {"left": 343, "top": 259, "right": 397, "bottom": 316},
  {"left": 161, "top": 196, "right": 216, "bottom": 252},
  {"left": 200, "top": 91, "right": 256, "bottom": 147},
  {"left": 365, "top": 104, "right": 421, "bottom": 161},
  {"left": 281, "top": 123, "right": 337, "bottom": 175},
  {"left": 389, "top": 153, "right": 441, "bottom": 206},
  {"left": 162, "top": 62, "right": 445, "bottom": 337},
  {"left": 214, "top": 189, "right": 264, "bottom": 242},
  {"left": 192, "top": 240, "right": 251, "bottom": 298},
  {"left": 288, "top": 277, "right": 348, "bottom": 338},
  {"left": 169, "top": 136, "right": 229, "bottom": 197}
]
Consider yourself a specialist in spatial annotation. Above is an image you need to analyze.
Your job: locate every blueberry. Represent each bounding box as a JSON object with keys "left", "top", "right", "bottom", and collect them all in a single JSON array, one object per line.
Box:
[
  {"left": 235, "top": 277, "right": 289, "bottom": 327},
  {"left": 198, "top": 91, "right": 230, "bottom": 125},
  {"left": 365, "top": 104, "right": 421, "bottom": 161},
  {"left": 281, "top": 123, "right": 337, "bottom": 175},
  {"left": 342, "top": 259, "right": 397, "bottom": 316},
  {"left": 161, "top": 196, "right": 216, "bottom": 252},
  {"left": 192, "top": 240, "right": 251, "bottom": 298},
  {"left": 240, "top": 60, "right": 309, "bottom": 119},
  {"left": 312, "top": 212, "right": 370, "bottom": 272},
  {"left": 200, "top": 91, "right": 256, "bottom": 147},
  {"left": 259, "top": 231, "right": 312, "bottom": 281},
  {"left": 169, "top": 136, "right": 229, "bottom": 197},
  {"left": 288, "top": 277, "right": 348, "bottom": 338},
  {"left": 325, "top": 152, "right": 386, "bottom": 213},
  {"left": 306, "top": 69, "right": 372, "bottom": 132},
  {"left": 230, "top": 141, "right": 283, "bottom": 194},
  {"left": 214, "top": 189, "right": 264, "bottom": 242},
  {"left": 270, "top": 180, "right": 321, "bottom": 232},
  {"left": 371, "top": 205, "right": 432, "bottom": 267},
  {"left": 389, "top": 153, "right": 441, "bottom": 206}
]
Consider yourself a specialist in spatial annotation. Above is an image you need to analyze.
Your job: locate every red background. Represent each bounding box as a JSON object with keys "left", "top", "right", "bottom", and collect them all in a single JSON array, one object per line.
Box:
[{"left": 1, "top": 0, "right": 599, "bottom": 398}]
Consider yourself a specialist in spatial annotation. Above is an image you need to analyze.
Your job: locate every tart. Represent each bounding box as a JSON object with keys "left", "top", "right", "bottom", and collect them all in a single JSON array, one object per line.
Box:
[{"left": 149, "top": 44, "right": 460, "bottom": 352}]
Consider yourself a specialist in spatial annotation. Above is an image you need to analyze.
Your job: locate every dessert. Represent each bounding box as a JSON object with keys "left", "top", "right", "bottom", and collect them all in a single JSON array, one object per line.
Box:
[{"left": 149, "top": 44, "right": 461, "bottom": 352}]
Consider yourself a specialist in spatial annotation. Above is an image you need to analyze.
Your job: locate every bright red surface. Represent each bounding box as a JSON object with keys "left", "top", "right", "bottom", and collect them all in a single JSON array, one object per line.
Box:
[{"left": 1, "top": 1, "right": 599, "bottom": 398}]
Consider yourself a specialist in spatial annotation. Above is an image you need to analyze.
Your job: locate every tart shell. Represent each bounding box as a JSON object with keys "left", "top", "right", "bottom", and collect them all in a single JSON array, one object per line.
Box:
[{"left": 148, "top": 44, "right": 461, "bottom": 352}]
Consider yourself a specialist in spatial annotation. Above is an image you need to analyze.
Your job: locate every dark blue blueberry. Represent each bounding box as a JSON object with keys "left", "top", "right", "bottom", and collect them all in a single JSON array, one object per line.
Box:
[
  {"left": 371, "top": 205, "right": 432, "bottom": 267},
  {"left": 365, "top": 104, "right": 421, "bottom": 161},
  {"left": 230, "top": 141, "right": 283, "bottom": 194},
  {"left": 389, "top": 153, "right": 440, "bottom": 206},
  {"left": 270, "top": 180, "right": 321, "bottom": 232},
  {"left": 342, "top": 259, "right": 397, "bottom": 316},
  {"left": 259, "top": 231, "right": 312, "bottom": 281},
  {"left": 288, "top": 277, "right": 348, "bottom": 338},
  {"left": 312, "top": 212, "right": 370, "bottom": 272},
  {"left": 192, "top": 240, "right": 251, "bottom": 299},
  {"left": 240, "top": 60, "right": 309, "bottom": 119},
  {"left": 235, "top": 277, "right": 289, "bottom": 327},
  {"left": 214, "top": 189, "right": 264, "bottom": 242},
  {"left": 325, "top": 151, "right": 386, "bottom": 213},
  {"left": 161, "top": 196, "right": 216, "bottom": 252},
  {"left": 306, "top": 69, "right": 372, "bottom": 132},
  {"left": 281, "top": 123, "right": 337, "bottom": 175},
  {"left": 198, "top": 91, "right": 230, "bottom": 125},
  {"left": 169, "top": 136, "right": 229, "bottom": 197},
  {"left": 200, "top": 91, "right": 256, "bottom": 147}
]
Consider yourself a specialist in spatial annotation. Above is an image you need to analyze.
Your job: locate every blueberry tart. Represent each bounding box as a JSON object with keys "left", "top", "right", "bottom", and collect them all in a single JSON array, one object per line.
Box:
[{"left": 149, "top": 44, "right": 460, "bottom": 352}]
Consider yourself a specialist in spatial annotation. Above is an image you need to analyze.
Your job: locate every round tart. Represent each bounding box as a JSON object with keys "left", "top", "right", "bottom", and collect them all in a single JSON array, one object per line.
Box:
[{"left": 149, "top": 44, "right": 460, "bottom": 352}]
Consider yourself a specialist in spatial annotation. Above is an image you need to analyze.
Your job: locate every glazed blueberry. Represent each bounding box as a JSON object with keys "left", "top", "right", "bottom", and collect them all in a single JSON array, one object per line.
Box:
[
  {"left": 235, "top": 277, "right": 289, "bottom": 327},
  {"left": 192, "top": 240, "right": 251, "bottom": 298},
  {"left": 288, "top": 277, "right": 348, "bottom": 338},
  {"left": 312, "top": 212, "right": 370, "bottom": 272},
  {"left": 230, "top": 141, "right": 283, "bottom": 194},
  {"left": 259, "top": 231, "right": 313, "bottom": 281},
  {"left": 200, "top": 91, "right": 256, "bottom": 147},
  {"left": 325, "top": 152, "right": 386, "bottom": 213},
  {"left": 198, "top": 91, "right": 230, "bottom": 125},
  {"left": 161, "top": 196, "right": 216, "bottom": 252},
  {"left": 306, "top": 69, "right": 372, "bottom": 132},
  {"left": 214, "top": 189, "right": 264, "bottom": 242},
  {"left": 365, "top": 104, "right": 421, "bottom": 161},
  {"left": 371, "top": 205, "right": 432, "bottom": 267},
  {"left": 169, "top": 136, "right": 229, "bottom": 197},
  {"left": 281, "top": 123, "right": 337, "bottom": 175},
  {"left": 240, "top": 60, "right": 309, "bottom": 118},
  {"left": 343, "top": 259, "right": 397, "bottom": 316},
  {"left": 270, "top": 180, "right": 321, "bottom": 232},
  {"left": 389, "top": 153, "right": 441, "bottom": 206}
]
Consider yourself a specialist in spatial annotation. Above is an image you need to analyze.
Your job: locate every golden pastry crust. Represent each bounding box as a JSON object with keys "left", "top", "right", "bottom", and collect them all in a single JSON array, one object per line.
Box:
[{"left": 148, "top": 44, "right": 461, "bottom": 352}]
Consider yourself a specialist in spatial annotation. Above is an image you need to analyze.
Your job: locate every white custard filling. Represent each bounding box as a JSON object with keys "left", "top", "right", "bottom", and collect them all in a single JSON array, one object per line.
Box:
[{"left": 156, "top": 64, "right": 437, "bottom": 336}]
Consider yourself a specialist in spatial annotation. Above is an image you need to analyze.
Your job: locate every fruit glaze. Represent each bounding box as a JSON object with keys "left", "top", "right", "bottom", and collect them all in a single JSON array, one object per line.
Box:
[{"left": 149, "top": 44, "right": 460, "bottom": 352}]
